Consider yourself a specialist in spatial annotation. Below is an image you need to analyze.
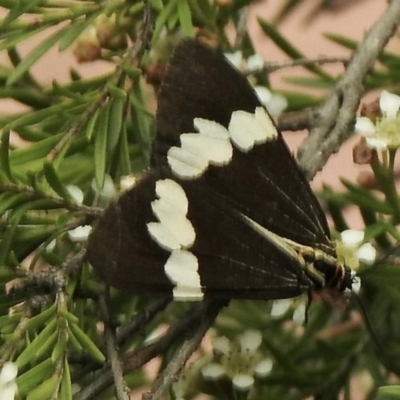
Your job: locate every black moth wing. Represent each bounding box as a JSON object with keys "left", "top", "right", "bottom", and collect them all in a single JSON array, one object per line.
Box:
[
  {"left": 154, "top": 39, "right": 333, "bottom": 255},
  {"left": 87, "top": 170, "right": 313, "bottom": 299},
  {"left": 87, "top": 39, "right": 336, "bottom": 299}
]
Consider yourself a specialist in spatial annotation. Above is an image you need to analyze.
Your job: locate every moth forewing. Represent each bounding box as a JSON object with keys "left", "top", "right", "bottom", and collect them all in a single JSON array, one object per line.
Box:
[{"left": 87, "top": 38, "right": 354, "bottom": 302}]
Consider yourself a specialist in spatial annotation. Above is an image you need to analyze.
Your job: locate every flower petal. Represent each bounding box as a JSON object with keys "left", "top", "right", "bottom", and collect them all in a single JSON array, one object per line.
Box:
[
  {"left": 340, "top": 230, "right": 364, "bottom": 246},
  {"left": 247, "top": 54, "right": 265, "bottom": 70},
  {"left": 201, "top": 363, "right": 225, "bottom": 380},
  {"left": 67, "top": 185, "right": 84, "bottom": 205},
  {"left": 254, "top": 86, "right": 272, "bottom": 105},
  {"left": 119, "top": 175, "right": 136, "bottom": 191},
  {"left": 68, "top": 226, "right": 92, "bottom": 242},
  {"left": 232, "top": 374, "right": 254, "bottom": 391},
  {"left": 380, "top": 90, "right": 400, "bottom": 119},
  {"left": 357, "top": 243, "right": 376, "bottom": 264},
  {"left": 91, "top": 174, "right": 117, "bottom": 199},
  {"left": 240, "top": 330, "right": 262, "bottom": 352},
  {"left": 266, "top": 93, "right": 288, "bottom": 119},
  {"left": 212, "top": 336, "right": 230, "bottom": 355},
  {"left": 355, "top": 117, "right": 376, "bottom": 135},
  {"left": 254, "top": 359, "right": 273, "bottom": 377},
  {"left": 292, "top": 302, "right": 306, "bottom": 325},
  {"left": 46, "top": 239, "right": 56, "bottom": 252},
  {"left": 224, "top": 51, "right": 242, "bottom": 69},
  {"left": 365, "top": 137, "right": 388, "bottom": 149},
  {"left": 0, "top": 383, "right": 17, "bottom": 400},
  {"left": 270, "top": 299, "right": 292, "bottom": 317},
  {"left": 0, "top": 363, "right": 17, "bottom": 384},
  {"left": 351, "top": 278, "right": 361, "bottom": 293}
]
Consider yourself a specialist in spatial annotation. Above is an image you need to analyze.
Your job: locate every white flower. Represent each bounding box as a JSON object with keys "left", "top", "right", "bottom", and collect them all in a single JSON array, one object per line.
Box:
[
  {"left": 225, "top": 51, "right": 265, "bottom": 72},
  {"left": 224, "top": 51, "right": 287, "bottom": 119},
  {"left": 357, "top": 243, "right": 376, "bottom": 264},
  {"left": 232, "top": 374, "right": 254, "bottom": 391},
  {"left": 91, "top": 174, "right": 117, "bottom": 200},
  {"left": 270, "top": 298, "right": 306, "bottom": 325},
  {"left": 0, "top": 362, "right": 18, "bottom": 400},
  {"left": 68, "top": 225, "right": 92, "bottom": 242},
  {"left": 341, "top": 229, "right": 364, "bottom": 246},
  {"left": 240, "top": 329, "right": 262, "bottom": 352},
  {"left": 201, "top": 330, "right": 271, "bottom": 391},
  {"left": 246, "top": 54, "right": 265, "bottom": 71},
  {"left": 254, "top": 86, "right": 287, "bottom": 120},
  {"left": 292, "top": 302, "right": 306, "bottom": 325},
  {"left": 351, "top": 277, "right": 361, "bottom": 294},
  {"left": 212, "top": 336, "right": 230, "bottom": 355},
  {"left": 380, "top": 90, "right": 400, "bottom": 118},
  {"left": 46, "top": 239, "right": 56, "bottom": 252},
  {"left": 253, "top": 359, "right": 273, "bottom": 377},
  {"left": 270, "top": 298, "right": 292, "bottom": 317},
  {"left": 67, "top": 185, "right": 84, "bottom": 205},
  {"left": 172, "top": 355, "right": 212, "bottom": 400},
  {"left": 224, "top": 51, "right": 243, "bottom": 69},
  {"left": 201, "top": 363, "right": 225, "bottom": 380},
  {"left": 355, "top": 90, "right": 400, "bottom": 149},
  {"left": 337, "top": 229, "right": 376, "bottom": 271},
  {"left": 119, "top": 175, "right": 136, "bottom": 191}
]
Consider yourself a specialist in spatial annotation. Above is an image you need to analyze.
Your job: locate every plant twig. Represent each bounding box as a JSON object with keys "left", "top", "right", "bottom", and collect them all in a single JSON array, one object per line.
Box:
[
  {"left": 73, "top": 300, "right": 226, "bottom": 400},
  {"left": 99, "top": 295, "right": 130, "bottom": 400},
  {"left": 73, "top": 314, "right": 173, "bottom": 400},
  {"left": 142, "top": 299, "right": 226, "bottom": 400},
  {"left": 246, "top": 55, "right": 350, "bottom": 74},
  {"left": 116, "top": 298, "right": 171, "bottom": 345},
  {"left": 277, "top": 107, "right": 317, "bottom": 132},
  {"left": 10, "top": 249, "right": 86, "bottom": 298},
  {"left": 298, "top": 0, "right": 400, "bottom": 179},
  {"left": 234, "top": 7, "right": 249, "bottom": 50}
]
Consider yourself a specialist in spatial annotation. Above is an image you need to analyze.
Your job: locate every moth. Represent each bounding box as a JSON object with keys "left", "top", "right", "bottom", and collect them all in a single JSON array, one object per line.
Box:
[{"left": 87, "top": 39, "right": 354, "bottom": 302}]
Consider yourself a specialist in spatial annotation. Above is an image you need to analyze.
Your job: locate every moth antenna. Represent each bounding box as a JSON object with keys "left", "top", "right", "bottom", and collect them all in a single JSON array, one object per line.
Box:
[
  {"left": 352, "top": 291, "right": 384, "bottom": 356},
  {"left": 303, "top": 291, "right": 313, "bottom": 325}
]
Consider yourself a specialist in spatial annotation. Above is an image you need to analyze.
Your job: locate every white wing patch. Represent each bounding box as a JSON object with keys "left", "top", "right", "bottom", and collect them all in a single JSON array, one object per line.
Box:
[
  {"left": 167, "top": 118, "right": 232, "bottom": 179},
  {"left": 147, "top": 179, "right": 195, "bottom": 251},
  {"left": 165, "top": 250, "right": 203, "bottom": 300},
  {"left": 167, "top": 107, "right": 278, "bottom": 178},
  {"left": 147, "top": 179, "right": 202, "bottom": 300},
  {"left": 167, "top": 146, "right": 209, "bottom": 179},
  {"left": 229, "top": 107, "right": 277, "bottom": 152}
]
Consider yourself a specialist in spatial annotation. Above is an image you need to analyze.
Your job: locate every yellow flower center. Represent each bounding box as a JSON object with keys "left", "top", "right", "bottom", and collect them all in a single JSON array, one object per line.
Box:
[{"left": 376, "top": 117, "right": 400, "bottom": 148}]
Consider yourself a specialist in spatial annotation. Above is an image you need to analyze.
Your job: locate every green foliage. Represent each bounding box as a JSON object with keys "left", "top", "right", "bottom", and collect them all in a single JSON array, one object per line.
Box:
[{"left": 0, "top": 0, "right": 399, "bottom": 399}]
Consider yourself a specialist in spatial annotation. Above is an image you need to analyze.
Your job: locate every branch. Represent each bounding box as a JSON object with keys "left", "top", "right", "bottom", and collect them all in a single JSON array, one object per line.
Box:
[
  {"left": 73, "top": 300, "right": 225, "bottom": 400},
  {"left": 142, "top": 300, "right": 226, "bottom": 400},
  {"left": 297, "top": 0, "right": 400, "bottom": 179},
  {"left": 116, "top": 298, "right": 171, "bottom": 345},
  {"left": 246, "top": 56, "right": 349, "bottom": 74},
  {"left": 99, "top": 295, "right": 130, "bottom": 400},
  {"left": 277, "top": 107, "right": 317, "bottom": 132}
]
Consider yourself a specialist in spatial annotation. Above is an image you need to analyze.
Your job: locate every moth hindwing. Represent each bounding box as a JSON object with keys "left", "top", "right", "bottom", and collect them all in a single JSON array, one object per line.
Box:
[{"left": 87, "top": 39, "right": 353, "bottom": 301}]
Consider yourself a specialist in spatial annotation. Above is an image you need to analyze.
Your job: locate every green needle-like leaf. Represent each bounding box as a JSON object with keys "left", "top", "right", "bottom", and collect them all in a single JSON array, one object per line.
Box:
[
  {"left": 258, "top": 17, "right": 333, "bottom": 81},
  {"left": 69, "top": 322, "right": 105, "bottom": 363},
  {"left": 94, "top": 105, "right": 109, "bottom": 189},
  {"left": 178, "top": 0, "right": 194, "bottom": 38},
  {"left": 6, "top": 25, "right": 70, "bottom": 86},
  {"left": 16, "top": 319, "right": 57, "bottom": 369},
  {"left": 43, "top": 161, "right": 74, "bottom": 202}
]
